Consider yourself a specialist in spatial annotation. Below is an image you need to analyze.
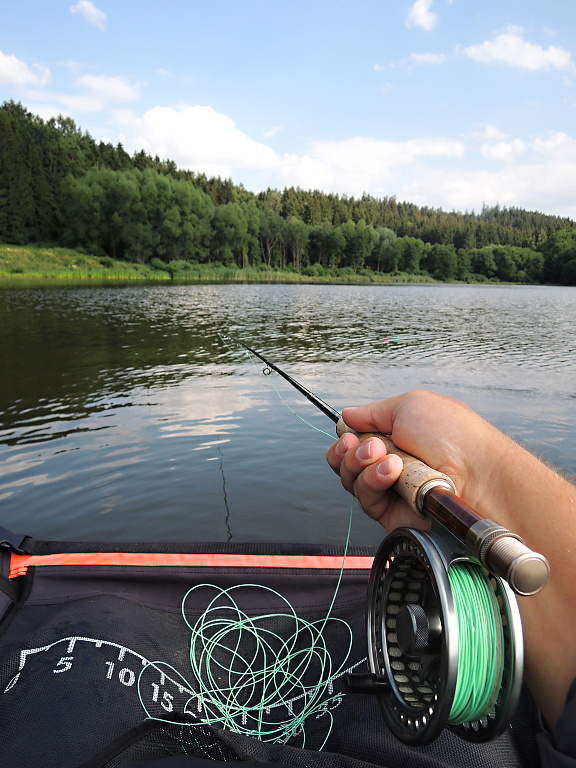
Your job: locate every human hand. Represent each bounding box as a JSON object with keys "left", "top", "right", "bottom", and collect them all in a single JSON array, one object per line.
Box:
[{"left": 326, "top": 390, "right": 502, "bottom": 532}]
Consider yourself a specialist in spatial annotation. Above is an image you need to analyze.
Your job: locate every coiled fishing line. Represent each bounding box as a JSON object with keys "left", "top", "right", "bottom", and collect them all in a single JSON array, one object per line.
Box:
[
  {"left": 447, "top": 561, "right": 504, "bottom": 725},
  {"left": 138, "top": 509, "right": 355, "bottom": 748},
  {"left": 181, "top": 580, "right": 353, "bottom": 745}
]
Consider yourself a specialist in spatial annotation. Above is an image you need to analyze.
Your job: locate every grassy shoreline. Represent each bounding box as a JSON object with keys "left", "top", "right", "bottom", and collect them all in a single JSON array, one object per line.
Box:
[{"left": 0, "top": 243, "right": 451, "bottom": 286}]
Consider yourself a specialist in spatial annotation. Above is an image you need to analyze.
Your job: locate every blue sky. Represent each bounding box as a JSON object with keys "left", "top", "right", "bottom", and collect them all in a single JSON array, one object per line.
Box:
[{"left": 2, "top": 0, "right": 576, "bottom": 217}]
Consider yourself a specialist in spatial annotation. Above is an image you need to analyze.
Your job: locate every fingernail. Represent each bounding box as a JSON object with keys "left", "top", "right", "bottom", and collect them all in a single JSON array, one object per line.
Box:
[
  {"left": 335, "top": 436, "right": 349, "bottom": 456},
  {"left": 377, "top": 457, "right": 395, "bottom": 477},
  {"left": 356, "top": 440, "right": 373, "bottom": 461}
]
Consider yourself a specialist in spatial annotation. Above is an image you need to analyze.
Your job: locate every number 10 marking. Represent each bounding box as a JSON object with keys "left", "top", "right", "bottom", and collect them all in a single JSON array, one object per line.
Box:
[{"left": 105, "top": 661, "right": 136, "bottom": 687}]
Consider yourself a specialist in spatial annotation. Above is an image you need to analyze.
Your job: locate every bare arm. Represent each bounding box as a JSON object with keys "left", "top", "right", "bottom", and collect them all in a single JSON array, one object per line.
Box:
[{"left": 325, "top": 389, "right": 576, "bottom": 732}]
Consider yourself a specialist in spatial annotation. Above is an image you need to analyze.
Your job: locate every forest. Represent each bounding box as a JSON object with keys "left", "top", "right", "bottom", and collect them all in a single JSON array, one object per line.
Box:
[{"left": 1, "top": 100, "right": 576, "bottom": 285}]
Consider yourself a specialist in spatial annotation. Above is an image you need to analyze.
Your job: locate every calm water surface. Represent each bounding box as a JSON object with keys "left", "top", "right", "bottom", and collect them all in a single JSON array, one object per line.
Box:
[{"left": 0, "top": 283, "right": 574, "bottom": 545}]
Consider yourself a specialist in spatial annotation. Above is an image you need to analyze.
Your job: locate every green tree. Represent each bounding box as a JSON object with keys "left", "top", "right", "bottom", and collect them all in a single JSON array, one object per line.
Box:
[
  {"left": 168, "top": 174, "right": 214, "bottom": 262},
  {"left": 561, "top": 259, "right": 576, "bottom": 285},
  {"left": 63, "top": 167, "right": 214, "bottom": 262},
  {"left": 540, "top": 228, "right": 576, "bottom": 284},
  {"left": 258, "top": 208, "right": 286, "bottom": 267},
  {"left": 398, "top": 237, "right": 425, "bottom": 273},
  {"left": 428, "top": 244, "right": 458, "bottom": 281},
  {"left": 370, "top": 228, "right": 397, "bottom": 272},
  {"left": 211, "top": 203, "right": 247, "bottom": 265},
  {"left": 512, "top": 247, "right": 544, "bottom": 283},
  {"left": 493, "top": 247, "right": 517, "bottom": 282},
  {"left": 339, "top": 219, "right": 378, "bottom": 271},
  {"left": 456, "top": 249, "right": 472, "bottom": 281},
  {"left": 239, "top": 200, "right": 261, "bottom": 267},
  {"left": 308, "top": 222, "right": 345, "bottom": 268},
  {"left": 470, "top": 246, "right": 497, "bottom": 279},
  {"left": 285, "top": 217, "right": 309, "bottom": 270}
]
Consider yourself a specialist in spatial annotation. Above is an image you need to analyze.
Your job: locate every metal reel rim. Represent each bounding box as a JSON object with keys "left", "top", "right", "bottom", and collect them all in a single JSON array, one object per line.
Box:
[{"left": 366, "top": 528, "right": 459, "bottom": 745}]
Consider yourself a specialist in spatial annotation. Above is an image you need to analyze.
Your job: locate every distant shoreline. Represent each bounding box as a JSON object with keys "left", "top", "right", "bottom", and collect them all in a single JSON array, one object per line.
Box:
[{"left": 0, "top": 244, "right": 523, "bottom": 287}]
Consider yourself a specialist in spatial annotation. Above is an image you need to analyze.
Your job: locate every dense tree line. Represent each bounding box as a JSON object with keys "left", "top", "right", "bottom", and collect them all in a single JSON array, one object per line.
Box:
[{"left": 1, "top": 100, "right": 575, "bottom": 284}]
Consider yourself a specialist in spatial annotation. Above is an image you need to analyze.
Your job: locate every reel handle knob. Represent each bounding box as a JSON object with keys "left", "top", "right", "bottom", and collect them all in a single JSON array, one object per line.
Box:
[{"left": 396, "top": 604, "right": 442, "bottom": 655}]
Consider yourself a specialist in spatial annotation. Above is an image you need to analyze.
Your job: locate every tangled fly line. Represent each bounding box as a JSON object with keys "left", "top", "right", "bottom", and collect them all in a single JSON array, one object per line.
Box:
[
  {"left": 137, "top": 340, "right": 355, "bottom": 748},
  {"left": 447, "top": 561, "right": 505, "bottom": 725},
  {"left": 138, "top": 507, "right": 355, "bottom": 748}
]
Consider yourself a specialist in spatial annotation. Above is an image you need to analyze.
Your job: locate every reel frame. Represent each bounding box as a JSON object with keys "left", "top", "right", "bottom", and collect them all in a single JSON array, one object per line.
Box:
[{"left": 365, "top": 528, "right": 524, "bottom": 745}]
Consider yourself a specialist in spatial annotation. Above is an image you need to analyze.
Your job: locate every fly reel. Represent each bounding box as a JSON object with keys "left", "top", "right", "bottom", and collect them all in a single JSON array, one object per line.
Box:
[{"left": 354, "top": 528, "right": 523, "bottom": 745}]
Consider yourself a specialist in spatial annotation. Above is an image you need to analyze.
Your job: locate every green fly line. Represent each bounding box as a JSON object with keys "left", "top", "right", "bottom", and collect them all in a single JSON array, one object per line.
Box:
[
  {"left": 137, "top": 338, "right": 354, "bottom": 748},
  {"left": 447, "top": 561, "right": 505, "bottom": 725},
  {"left": 137, "top": 504, "right": 355, "bottom": 748}
]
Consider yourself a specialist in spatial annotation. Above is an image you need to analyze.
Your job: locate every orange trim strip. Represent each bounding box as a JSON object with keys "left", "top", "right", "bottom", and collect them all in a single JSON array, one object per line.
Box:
[{"left": 9, "top": 552, "right": 374, "bottom": 579}]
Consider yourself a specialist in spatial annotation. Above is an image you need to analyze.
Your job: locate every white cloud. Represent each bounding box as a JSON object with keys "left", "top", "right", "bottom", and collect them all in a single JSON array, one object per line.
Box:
[
  {"left": 263, "top": 131, "right": 576, "bottom": 218},
  {"left": 462, "top": 25, "right": 573, "bottom": 71},
  {"left": 310, "top": 135, "right": 464, "bottom": 170},
  {"left": 268, "top": 136, "right": 465, "bottom": 197},
  {"left": 406, "top": 0, "right": 438, "bottom": 32},
  {"left": 119, "top": 105, "right": 278, "bottom": 177},
  {"left": 471, "top": 125, "right": 507, "bottom": 141},
  {"left": 407, "top": 52, "right": 446, "bottom": 69},
  {"left": 530, "top": 131, "right": 576, "bottom": 160},
  {"left": 271, "top": 154, "right": 336, "bottom": 191},
  {"left": 480, "top": 139, "right": 526, "bottom": 162},
  {"left": 77, "top": 75, "right": 142, "bottom": 104},
  {"left": 264, "top": 125, "right": 284, "bottom": 138},
  {"left": 396, "top": 131, "right": 576, "bottom": 217},
  {"left": 70, "top": 1, "right": 107, "bottom": 30},
  {"left": 25, "top": 75, "right": 142, "bottom": 113},
  {"left": 0, "top": 50, "right": 51, "bottom": 88},
  {"left": 117, "top": 104, "right": 464, "bottom": 194},
  {"left": 412, "top": 52, "right": 445, "bottom": 65}
]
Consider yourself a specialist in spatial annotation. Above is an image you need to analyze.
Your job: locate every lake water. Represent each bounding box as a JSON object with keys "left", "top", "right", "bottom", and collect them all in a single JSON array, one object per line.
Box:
[{"left": 0, "top": 282, "right": 574, "bottom": 546}]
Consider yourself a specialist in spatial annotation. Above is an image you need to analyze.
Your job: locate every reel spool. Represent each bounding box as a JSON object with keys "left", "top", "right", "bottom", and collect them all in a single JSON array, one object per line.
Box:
[{"left": 362, "top": 528, "right": 523, "bottom": 745}]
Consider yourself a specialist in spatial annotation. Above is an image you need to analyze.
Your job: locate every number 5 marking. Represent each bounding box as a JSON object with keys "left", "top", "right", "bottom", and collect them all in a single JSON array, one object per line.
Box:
[{"left": 53, "top": 656, "right": 74, "bottom": 673}]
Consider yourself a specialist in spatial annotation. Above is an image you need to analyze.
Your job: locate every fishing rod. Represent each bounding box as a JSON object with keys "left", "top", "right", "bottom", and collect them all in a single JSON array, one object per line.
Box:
[
  {"left": 237, "top": 341, "right": 549, "bottom": 597},
  {"left": 238, "top": 340, "right": 551, "bottom": 745}
]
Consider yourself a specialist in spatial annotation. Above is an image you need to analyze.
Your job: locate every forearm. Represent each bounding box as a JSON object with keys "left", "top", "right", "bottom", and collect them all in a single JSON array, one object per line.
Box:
[{"left": 474, "top": 432, "right": 576, "bottom": 730}]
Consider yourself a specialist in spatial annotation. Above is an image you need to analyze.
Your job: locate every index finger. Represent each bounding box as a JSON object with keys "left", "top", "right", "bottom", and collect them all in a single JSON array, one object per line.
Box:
[{"left": 341, "top": 398, "right": 401, "bottom": 436}]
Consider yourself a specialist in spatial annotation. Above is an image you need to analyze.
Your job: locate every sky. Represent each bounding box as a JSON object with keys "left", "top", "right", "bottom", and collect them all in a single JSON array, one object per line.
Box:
[{"left": 2, "top": 0, "right": 576, "bottom": 218}]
